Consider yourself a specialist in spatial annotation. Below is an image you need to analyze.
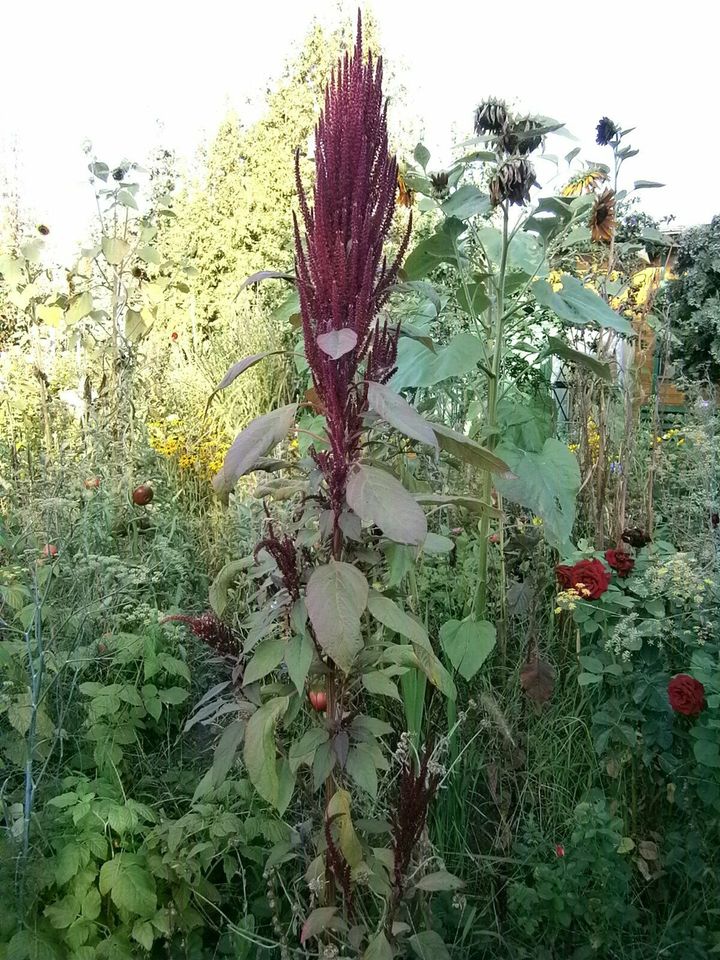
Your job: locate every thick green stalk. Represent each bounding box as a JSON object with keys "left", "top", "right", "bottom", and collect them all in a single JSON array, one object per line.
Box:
[{"left": 472, "top": 204, "right": 509, "bottom": 621}]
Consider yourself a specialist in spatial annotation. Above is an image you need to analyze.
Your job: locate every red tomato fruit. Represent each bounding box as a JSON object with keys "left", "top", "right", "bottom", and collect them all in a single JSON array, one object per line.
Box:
[{"left": 132, "top": 484, "right": 154, "bottom": 506}]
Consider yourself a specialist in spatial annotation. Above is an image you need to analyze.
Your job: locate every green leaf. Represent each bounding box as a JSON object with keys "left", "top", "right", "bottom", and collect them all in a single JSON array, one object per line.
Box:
[
  {"left": 431, "top": 422, "right": 513, "bottom": 476},
  {"left": 367, "top": 592, "right": 430, "bottom": 648},
  {"left": 99, "top": 855, "right": 156, "bottom": 917},
  {"left": 206, "top": 353, "right": 279, "bottom": 413},
  {"left": 495, "top": 438, "right": 580, "bottom": 550},
  {"left": 301, "top": 907, "right": 340, "bottom": 945},
  {"left": 633, "top": 180, "right": 664, "bottom": 190},
  {"left": 213, "top": 403, "right": 298, "bottom": 497},
  {"left": 383, "top": 644, "right": 456, "bottom": 700},
  {"left": 65, "top": 291, "right": 93, "bottom": 324},
  {"left": 346, "top": 464, "right": 427, "bottom": 546},
  {"left": 477, "top": 226, "right": 547, "bottom": 276},
  {"left": 327, "top": 789, "right": 363, "bottom": 868},
  {"left": 209, "top": 556, "right": 253, "bottom": 616},
  {"left": 158, "top": 686, "right": 189, "bottom": 705},
  {"left": 125, "top": 308, "right": 151, "bottom": 342},
  {"left": 44, "top": 894, "right": 80, "bottom": 929},
  {"left": 131, "top": 920, "right": 154, "bottom": 951},
  {"left": 410, "top": 930, "right": 450, "bottom": 959},
  {"left": 531, "top": 274, "right": 632, "bottom": 335},
  {"left": 441, "top": 185, "right": 490, "bottom": 220},
  {"left": 456, "top": 279, "right": 491, "bottom": 317},
  {"left": 392, "top": 332, "right": 483, "bottom": 390},
  {"left": 346, "top": 744, "right": 379, "bottom": 799},
  {"left": 544, "top": 336, "right": 612, "bottom": 382},
  {"left": 367, "top": 381, "right": 438, "bottom": 451},
  {"left": 415, "top": 869, "right": 464, "bottom": 891},
  {"left": 243, "top": 638, "right": 286, "bottom": 685},
  {"left": 439, "top": 618, "right": 496, "bottom": 680},
  {"left": 55, "top": 843, "right": 82, "bottom": 886},
  {"left": 414, "top": 142, "right": 431, "bottom": 169},
  {"left": 306, "top": 561, "right": 368, "bottom": 673},
  {"left": 362, "top": 671, "right": 402, "bottom": 701},
  {"left": 211, "top": 719, "right": 246, "bottom": 784},
  {"left": 364, "top": 932, "right": 393, "bottom": 960},
  {"left": 289, "top": 727, "right": 330, "bottom": 773},
  {"left": 285, "top": 632, "right": 315, "bottom": 694},
  {"left": 244, "top": 697, "right": 293, "bottom": 812},
  {"left": 403, "top": 222, "right": 467, "bottom": 281},
  {"left": 423, "top": 533, "right": 454, "bottom": 554},
  {"left": 101, "top": 236, "right": 131, "bottom": 265}
]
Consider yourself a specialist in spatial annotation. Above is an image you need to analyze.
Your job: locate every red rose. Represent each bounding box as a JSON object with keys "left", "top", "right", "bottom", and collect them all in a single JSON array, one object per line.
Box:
[
  {"left": 668, "top": 674, "right": 705, "bottom": 716},
  {"left": 555, "top": 558, "right": 611, "bottom": 600},
  {"left": 555, "top": 844, "right": 565, "bottom": 858},
  {"left": 605, "top": 548, "right": 635, "bottom": 578}
]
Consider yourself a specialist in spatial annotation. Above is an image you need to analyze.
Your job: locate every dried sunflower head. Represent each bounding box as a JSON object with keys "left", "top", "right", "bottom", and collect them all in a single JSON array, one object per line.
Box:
[
  {"left": 589, "top": 189, "right": 616, "bottom": 243},
  {"left": 430, "top": 171, "right": 450, "bottom": 199},
  {"left": 474, "top": 98, "right": 509, "bottom": 136},
  {"left": 561, "top": 168, "right": 608, "bottom": 197},
  {"left": 596, "top": 117, "right": 619, "bottom": 146},
  {"left": 490, "top": 158, "right": 536, "bottom": 207},
  {"left": 497, "top": 116, "right": 545, "bottom": 156}
]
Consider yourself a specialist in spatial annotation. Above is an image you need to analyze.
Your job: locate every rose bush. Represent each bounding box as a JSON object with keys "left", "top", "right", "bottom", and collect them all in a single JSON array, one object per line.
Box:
[
  {"left": 556, "top": 558, "right": 612, "bottom": 599},
  {"left": 605, "top": 548, "right": 635, "bottom": 578}
]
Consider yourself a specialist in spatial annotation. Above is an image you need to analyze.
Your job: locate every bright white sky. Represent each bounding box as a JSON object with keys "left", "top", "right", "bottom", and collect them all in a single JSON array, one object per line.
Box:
[{"left": 1, "top": 0, "right": 715, "bottom": 263}]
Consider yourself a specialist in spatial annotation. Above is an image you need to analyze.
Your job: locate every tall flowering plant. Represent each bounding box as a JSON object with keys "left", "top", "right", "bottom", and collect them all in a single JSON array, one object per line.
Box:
[{"left": 204, "top": 15, "right": 508, "bottom": 955}]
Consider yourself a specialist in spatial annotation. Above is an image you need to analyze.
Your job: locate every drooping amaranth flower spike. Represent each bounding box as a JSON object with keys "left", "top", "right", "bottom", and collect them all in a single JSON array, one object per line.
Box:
[{"left": 293, "top": 14, "right": 411, "bottom": 538}]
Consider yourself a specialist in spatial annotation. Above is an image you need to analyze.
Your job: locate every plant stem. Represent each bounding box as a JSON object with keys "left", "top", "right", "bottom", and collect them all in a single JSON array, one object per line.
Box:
[{"left": 472, "top": 203, "right": 509, "bottom": 621}]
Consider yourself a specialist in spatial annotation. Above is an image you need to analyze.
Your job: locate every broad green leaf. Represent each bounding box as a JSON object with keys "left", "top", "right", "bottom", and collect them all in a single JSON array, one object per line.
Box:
[
  {"left": 367, "top": 381, "right": 438, "bottom": 451},
  {"left": 477, "top": 226, "right": 547, "bottom": 276},
  {"left": 532, "top": 274, "right": 632, "bottom": 335},
  {"left": 125, "top": 308, "right": 151, "bottom": 342},
  {"left": 544, "top": 335, "right": 612, "bottom": 382},
  {"left": 210, "top": 719, "right": 246, "bottom": 784},
  {"left": 243, "top": 638, "right": 286, "bottom": 685},
  {"left": 392, "top": 332, "right": 483, "bottom": 390},
  {"left": 44, "top": 894, "right": 79, "bottom": 929},
  {"left": 495, "top": 438, "right": 581, "bottom": 550},
  {"left": 347, "top": 464, "right": 427, "bottom": 546},
  {"left": 367, "top": 592, "right": 430, "bottom": 648},
  {"left": 413, "top": 142, "right": 431, "bottom": 169},
  {"left": 213, "top": 403, "right": 297, "bottom": 497},
  {"left": 414, "top": 492, "right": 500, "bottom": 516},
  {"left": 415, "top": 870, "right": 464, "bottom": 891},
  {"left": 301, "top": 907, "right": 340, "bottom": 945},
  {"left": 55, "top": 843, "right": 83, "bottom": 885},
  {"left": 423, "top": 533, "right": 454, "bottom": 554},
  {"left": 346, "top": 744, "right": 379, "bottom": 799},
  {"left": 131, "top": 920, "right": 154, "bottom": 951},
  {"left": 439, "top": 618, "right": 496, "bottom": 680},
  {"left": 285, "top": 632, "right": 315, "bottom": 694},
  {"left": 362, "top": 671, "right": 402, "bottom": 701},
  {"left": 441, "top": 184, "right": 490, "bottom": 220},
  {"left": 306, "top": 561, "right": 368, "bottom": 672},
  {"left": 244, "top": 697, "right": 293, "bottom": 812},
  {"left": 327, "top": 789, "right": 363, "bottom": 868},
  {"left": 383, "top": 644, "right": 456, "bottom": 700},
  {"left": 456, "top": 279, "right": 491, "bottom": 317},
  {"left": 65, "top": 291, "right": 93, "bottom": 324},
  {"left": 431, "top": 422, "right": 513, "bottom": 476},
  {"left": 364, "top": 932, "right": 393, "bottom": 960},
  {"left": 101, "top": 236, "right": 131, "bottom": 265},
  {"left": 136, "top": 244, "right": 163, "bottom": 264},
  {"left": 410, "top": 930, "right": 450, "bottom": 959},
  {"left": 316, "top": 328, "right": 358, "bottom": 359},
  {"left": 403, "top": 221, "right": 467, "bottom": 280},
  {"left": 99, "top": 855, "right": 156, "bottom": 917},
  {"left": 209, "top": 556, "right": 253, "bottom": 616},
  {"left": 289, "top": 727, "right": 329, "bottom": 773}
]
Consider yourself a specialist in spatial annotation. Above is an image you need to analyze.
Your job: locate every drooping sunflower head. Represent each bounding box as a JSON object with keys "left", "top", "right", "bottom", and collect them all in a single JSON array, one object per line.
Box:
[
  {"left": 561, "top": 168, "right": 609, "bottom": 197},
  {"left": 497, "top": 116, "right": 545, "bottom": 156},
  {"left": 474, "top": 98, "right": 509, "bottom": 136},
  {"left": 589, "top": 189, "right": 616, "bottom": 243},
  {"left": 490, "top": 158, "right": 536, "bottom": 207},
  {"left": 596, "top": 116, "right": 619, "bottom": 146},
  {"left": 429, "top": 170, "right": 450, "bottom": 199}
]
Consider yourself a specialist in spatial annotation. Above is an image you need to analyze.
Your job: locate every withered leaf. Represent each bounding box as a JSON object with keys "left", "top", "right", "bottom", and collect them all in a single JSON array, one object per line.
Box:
[{"left": 520, "top": 655, "right": 556, "bottom": 705}]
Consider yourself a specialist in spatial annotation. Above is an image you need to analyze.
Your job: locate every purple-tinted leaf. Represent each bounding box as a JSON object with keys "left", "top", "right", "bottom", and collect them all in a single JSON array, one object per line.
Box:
[
  {"left": 346, "top": 463, "right": 427, "bottom": 546},
  {"left": 306, "top": 561, "right": 368, "bottom": 673},
  {"left": 213, "top": 404, "right": 297, "bottom": 497},
  {"left": 316, "top": 328, "right": 358, "bottom": 360},
  {"left": 367, "top": 381, "right": 438, "bottom": 451},
  {"left": 205, "top": 352, "right": 281, "bottom": 413},
  {"left": 237, "top": 270, "right": 295, "bottom": 296}
]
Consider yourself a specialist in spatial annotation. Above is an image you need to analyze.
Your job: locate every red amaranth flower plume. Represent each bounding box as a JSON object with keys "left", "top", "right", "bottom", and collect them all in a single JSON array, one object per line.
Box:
[
  {"left": 293, "top": 13, "right": 411, "bottom": 542},
  {"left": 161, "top": 612, "right": 238, "bottom": 657}
]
